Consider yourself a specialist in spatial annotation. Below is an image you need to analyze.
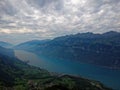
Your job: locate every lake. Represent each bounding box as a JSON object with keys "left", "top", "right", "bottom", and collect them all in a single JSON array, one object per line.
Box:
[{"left": 15, "top": 50, "right": 120, "bottom": 90}]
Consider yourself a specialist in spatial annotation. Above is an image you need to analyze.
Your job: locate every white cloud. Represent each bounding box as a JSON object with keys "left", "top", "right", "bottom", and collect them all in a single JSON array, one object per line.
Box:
[{"left": 0, "top": 0, "right": 120, "bottom": 43}]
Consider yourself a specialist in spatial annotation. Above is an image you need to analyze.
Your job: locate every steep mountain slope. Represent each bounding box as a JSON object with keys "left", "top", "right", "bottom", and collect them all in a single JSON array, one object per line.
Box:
[
  {"left": 15, "top": 31, "right": 120, "bottom": 69},
  {"left": 0, "top": 41, "right": 13, "bottom": 48},
  {"left": 0, "top": 54, "right": 23, "bottom": 86},
  {"left": 0, "top": 46, "right": 14, "bottom": 57}
]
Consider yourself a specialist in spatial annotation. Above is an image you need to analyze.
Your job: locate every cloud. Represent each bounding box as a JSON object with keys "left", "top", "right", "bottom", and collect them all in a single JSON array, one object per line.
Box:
[{"left": 0, "top": 0, "right": 120, "bottom": 43}]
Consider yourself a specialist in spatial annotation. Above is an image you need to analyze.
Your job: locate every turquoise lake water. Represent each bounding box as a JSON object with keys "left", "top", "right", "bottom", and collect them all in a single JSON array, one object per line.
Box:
[{"left": 15, "top": 50, "right": 120, "bottom": 90}]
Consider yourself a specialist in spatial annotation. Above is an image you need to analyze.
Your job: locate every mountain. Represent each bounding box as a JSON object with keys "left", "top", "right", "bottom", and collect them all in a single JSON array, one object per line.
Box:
[
  {"left": 0, "top": 53, "right": 24, "bottom": 86},
  {"left": 0, "top": 44, "right": 111, "bottom": 90},
  {"left": 14, "top": 40, "right": 50, "bottom": 51},
  {"left": 0, "top": 41, "right": 13, "bottom": 48},
  {"left": 0, "top": 46, "right": 14, "bottom": 57},
  {"left": 15, "top": 31, "right": 120, "bottom": 69}
]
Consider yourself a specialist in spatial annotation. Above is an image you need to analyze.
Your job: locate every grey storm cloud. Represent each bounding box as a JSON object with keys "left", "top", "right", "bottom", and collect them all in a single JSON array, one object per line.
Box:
[{"left": 0, "top": 0, "right": 120, "bottom": 43}]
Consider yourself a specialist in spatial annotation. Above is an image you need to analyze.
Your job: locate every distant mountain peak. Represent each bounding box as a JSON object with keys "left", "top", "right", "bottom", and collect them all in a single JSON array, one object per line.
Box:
[{"left": 103, "top": 31, "right": 119, "bottom": 35}]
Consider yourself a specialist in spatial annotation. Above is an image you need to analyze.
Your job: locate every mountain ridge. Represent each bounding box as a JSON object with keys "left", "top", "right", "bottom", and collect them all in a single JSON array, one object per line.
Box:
[
  {"left": 14, "top": 31, "right": 120, "bottom": 69},
  {"left": 0, "top": 41, "right": 13, "bottom": 48}
]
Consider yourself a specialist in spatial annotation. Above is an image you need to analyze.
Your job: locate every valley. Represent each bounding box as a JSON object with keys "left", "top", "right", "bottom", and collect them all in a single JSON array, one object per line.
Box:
[
  {"left": 15, "top": 50, "right": 120, "bottom": 90},
  {"left": 0, "top": 46, "right": 111, "bottom": 90}
]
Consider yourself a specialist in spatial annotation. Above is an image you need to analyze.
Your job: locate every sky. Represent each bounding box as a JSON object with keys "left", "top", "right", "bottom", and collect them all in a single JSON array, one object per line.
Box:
[{"left": 0, "top": 0, "right": 120, "bottom": 44}]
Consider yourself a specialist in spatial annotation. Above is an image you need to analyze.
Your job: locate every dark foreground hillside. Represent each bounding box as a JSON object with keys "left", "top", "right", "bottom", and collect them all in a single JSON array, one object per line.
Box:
[{"left": 0, "top": 47, "right": 112, "bottom": 90}]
